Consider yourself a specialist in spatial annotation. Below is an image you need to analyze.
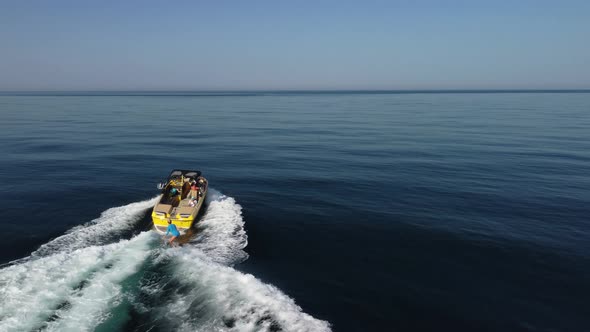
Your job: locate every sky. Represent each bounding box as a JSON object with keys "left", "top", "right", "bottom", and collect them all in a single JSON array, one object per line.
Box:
[{"left": 1, "top": 0, "right": 589, "bottom": 91}]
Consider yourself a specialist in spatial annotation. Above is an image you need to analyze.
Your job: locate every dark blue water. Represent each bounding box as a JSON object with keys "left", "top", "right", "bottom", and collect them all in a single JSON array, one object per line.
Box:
[{"left": 0, "top": 92, "right": 589, "bottom": 331}]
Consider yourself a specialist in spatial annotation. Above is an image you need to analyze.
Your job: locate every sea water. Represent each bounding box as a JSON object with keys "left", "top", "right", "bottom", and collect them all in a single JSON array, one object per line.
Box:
[{"left": 0, "top": 91, "right": 589, "bottom": 331}]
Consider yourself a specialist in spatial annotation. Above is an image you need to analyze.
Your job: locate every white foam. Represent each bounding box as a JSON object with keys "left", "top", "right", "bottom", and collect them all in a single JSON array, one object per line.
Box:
[
  {"left": 146, "top": 247, "right": 331, "bottom": 332},
  {"left": 0, "top": 232, "right": 155, "bottom": 332},
  {"left": 141, "top": 190, "right": 331, "bottom": 331},
  {"left": 190, "top": 189, "right": 249, "bottom": 265},
  {"left": 32, "top": 196, "right": 159, "bottom": 257},
  {"left": 0, "top": 191, "right": 331, "bottom": 332}
]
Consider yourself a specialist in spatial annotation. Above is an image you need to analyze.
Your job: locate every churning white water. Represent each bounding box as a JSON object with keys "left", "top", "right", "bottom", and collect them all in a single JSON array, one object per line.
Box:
[{"left": 0, "top": 191, "right": 330, "bottom": 332}]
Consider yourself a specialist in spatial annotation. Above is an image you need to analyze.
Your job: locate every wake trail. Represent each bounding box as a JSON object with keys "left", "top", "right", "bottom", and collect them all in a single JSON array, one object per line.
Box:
[
  {"left": 0, "top": 196, "right": 159, "bottom": 332},
  {"left": 189, "top": 189, "right": 249, "bottom": 265},
  {"left": 143, "top": 247, "right": 331, "bottom": 332},
  {"left": 32, "top": 196, "right": 159, "bottom": 257},
  {"left": 131, "top": 190, "right": 331, "bottom": 332},
  {"left": 0, "top": 232, "right": 156, "bottom": 332},
  {"left": 0, "top": 191, "right": 331, "bottom": 332}
]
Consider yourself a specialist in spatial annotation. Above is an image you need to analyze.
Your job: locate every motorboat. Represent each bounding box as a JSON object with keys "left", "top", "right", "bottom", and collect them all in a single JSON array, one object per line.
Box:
[{"left": 151, "top": 169, "right": 208, "bottom": 234}]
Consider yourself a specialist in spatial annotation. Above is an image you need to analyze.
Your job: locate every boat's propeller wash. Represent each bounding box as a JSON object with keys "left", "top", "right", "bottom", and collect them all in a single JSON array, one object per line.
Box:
[{"left": 0, "top": 190, "right": 331, "bottom": 332}]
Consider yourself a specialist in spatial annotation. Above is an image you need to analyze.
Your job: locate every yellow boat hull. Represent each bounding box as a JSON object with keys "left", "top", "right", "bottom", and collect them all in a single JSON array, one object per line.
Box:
[{"left": 151, "top": 170, "right": 208, "bottom": 234}]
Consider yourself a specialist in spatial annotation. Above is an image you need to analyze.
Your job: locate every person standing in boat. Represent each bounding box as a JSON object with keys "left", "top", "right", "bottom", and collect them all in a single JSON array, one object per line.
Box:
[
  {"left": 164, "top": 219, "right": 180, "bottom": 245},
  {"left": 189, "top": 181, "right": 199, "bottom": 201},
  {"left": 197, "top": 177, "right": 205, "bottom": 199}
]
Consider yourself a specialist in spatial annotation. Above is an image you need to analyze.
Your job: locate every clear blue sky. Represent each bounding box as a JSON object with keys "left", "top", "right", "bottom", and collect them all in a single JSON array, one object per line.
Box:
[{"left": 1, "top": 0, "right": 589, "bottom": 90}]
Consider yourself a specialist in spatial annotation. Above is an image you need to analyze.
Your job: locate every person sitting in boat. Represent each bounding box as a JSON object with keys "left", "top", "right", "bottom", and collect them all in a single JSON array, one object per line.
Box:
[
  {"left": 166, "top": 187, "right": 179, "bottom": 204},
  {"left": 164, "top": 219, "right": 180, "bottom": 245}
]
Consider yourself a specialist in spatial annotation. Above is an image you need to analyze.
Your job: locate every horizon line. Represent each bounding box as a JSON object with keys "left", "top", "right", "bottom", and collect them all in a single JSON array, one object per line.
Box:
[{"left": 1, "top": 88, "right": 590, "bottom": 95}]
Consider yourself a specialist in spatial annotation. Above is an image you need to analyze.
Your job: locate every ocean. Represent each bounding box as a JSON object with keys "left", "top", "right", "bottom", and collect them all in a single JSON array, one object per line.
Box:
[{"left": 0, "top": 91, "right": 589, "bottom": 331}]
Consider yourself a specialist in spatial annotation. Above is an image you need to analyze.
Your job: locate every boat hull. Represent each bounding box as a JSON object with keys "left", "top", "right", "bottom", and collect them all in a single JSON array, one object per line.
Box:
[
  {"left": 151, "top": 190, "right": 207, "bottom": 234},
  {"left": 151, "top": 170, "right": 208, "bottom": 235}
]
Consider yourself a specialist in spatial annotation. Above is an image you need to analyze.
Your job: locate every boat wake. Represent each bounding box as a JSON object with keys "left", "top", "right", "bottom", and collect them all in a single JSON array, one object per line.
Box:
[
  {"left": 0, "top": 190, "right": 331, "bottom": 332},
  {"left": 32, "top": 196, "right": 161, "bottom": 257}
]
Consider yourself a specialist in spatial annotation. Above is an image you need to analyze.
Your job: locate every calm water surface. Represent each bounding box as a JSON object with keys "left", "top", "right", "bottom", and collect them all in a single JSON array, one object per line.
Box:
[{"left": 0, "top": 92, "right": 589, "bottom": 331}]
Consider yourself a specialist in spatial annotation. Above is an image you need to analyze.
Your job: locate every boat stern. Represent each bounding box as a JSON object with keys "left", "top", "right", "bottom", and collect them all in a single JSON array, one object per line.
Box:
[
  {"left": 152, "top": 212, "right": 193, "bottom": 235},
  {"left": 151, "top": 200, "right": 195, "bottom": 234}
]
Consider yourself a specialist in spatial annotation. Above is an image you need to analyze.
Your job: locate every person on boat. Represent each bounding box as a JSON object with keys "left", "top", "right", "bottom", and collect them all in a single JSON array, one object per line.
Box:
[
  {"left": 197, "top": 177, "right": 205, "bottom": 198},
  {"left": 164, "top": 219, "right": 180, "bottom": 245},
  {"left": 189, "top": 181, "right": 199, "bottom": 200}
]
